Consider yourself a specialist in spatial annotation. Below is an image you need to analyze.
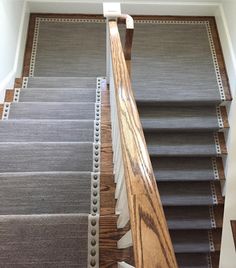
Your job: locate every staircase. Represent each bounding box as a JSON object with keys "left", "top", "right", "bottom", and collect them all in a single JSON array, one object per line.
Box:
[
  {"left": 134, "top": 78, "right": 230, "bottom": 266},
  {"left": 0, "top": 14, "right": 232, "bottom": 268},
  {"left": 0, "top": 76, "right": 102, "bottom": 267}
]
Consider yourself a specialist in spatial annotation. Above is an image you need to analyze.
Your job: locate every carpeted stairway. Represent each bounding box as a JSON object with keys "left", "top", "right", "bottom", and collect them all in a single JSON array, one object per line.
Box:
[
  {"left": 0, "top": 16, "right": 231, "bottom": 267},
  {"left": 132, "top": 20, "right": 231, "bottom": 267},
  {"left": 0, "top": 76, "right": 103, "bottom": 267}
]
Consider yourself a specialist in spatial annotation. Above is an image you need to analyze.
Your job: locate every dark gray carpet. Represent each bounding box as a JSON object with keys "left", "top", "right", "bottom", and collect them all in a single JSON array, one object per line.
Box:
[
  {"left": 164, "top": 206, "right": 214, "bottom": 229},
  {"left": 131, "top": 23, "right": 220, "bottom": 102},
  {"left": 25, "top": 77, "right": 97, "bottom": 88},
  {"left": 0, "top": 70, "right": 100, "bottom": 266},
  {"left": 170, "top": 230, "right": 211, "bottom": 253},
  {"left": 0, "top": 172, "right": 92, "bottom": 214},
  {"left": 0, "top": 142, "right": 95, "bottom": 172},
  {"left": 139, "top": 105, "right": 220, "bottom": 131},
  {"left": 0, "top": 214, "right": 88, "bottom": 267},
  {"left": 146, "top": 132, "right": 218, "bottom": 156},
  {"left": 17, "top": 88, "right": 97, "bottom": 102},
  {"left": 176, "top": 253, "right": 212, "bottom": 268},
  {"left": 151, "top": 157, "right": 218, "bottom": 181},
  {"left": 33, "top": 20, "right": 106, "bottom": 76},
  {"left": 0, "top": 120, "right": 94, "bottom": 142},
  {"left": 8, "top": 102, "right": 96, "bottom": 120},
  {"left": 158, "top": 181, "right": 217, "bottom": 206}
]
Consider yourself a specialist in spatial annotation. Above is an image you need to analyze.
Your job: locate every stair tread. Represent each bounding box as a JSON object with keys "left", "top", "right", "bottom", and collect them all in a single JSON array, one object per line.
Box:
[
  {"left": 0, "top": 120, "right": 95, "bottom": 142},
  {"left": 15, "top": 88, "right": 97, "bottom": 102},
  {"left": 170, "top": 229, "right": 219, "bottom": 253},
  {"left": 158, "top": 181, "right": 223, "bottom": 206},
  {"left": 0, "top": 172, "right": 93, "bottom": 215},
  {"left": 145, "top": 132, "right": 226, "bottom": 156},
  {"left": 6, "top": 102, "right": 98, "bottom": 120},
  {"left": 164, "top": 206, "right": 223, "bottom": 229},
  {"left": 139, "top": 105, "right": 227, "bottom": 131},
  {"left": 0, "top": 213, "right": 89, "bottom": 266},
  {"left": 0, "top": 142, "right": 97, "bottom": 172},
  {"left": 176, "top": 253, "right": 214, "bottom": 268},
  {"left": 134, "top": 86, "right": 230, "bottom": 104},
  {"left": 25, "top": 76, "right": 97, "bottom": 88},
  {"left": 151, "top": 157, "right": 225, "bottom": 181}
]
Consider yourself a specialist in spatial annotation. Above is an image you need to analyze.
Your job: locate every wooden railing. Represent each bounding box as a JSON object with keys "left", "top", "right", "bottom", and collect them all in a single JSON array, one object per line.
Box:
[{"left": 107, "top": 16, "right": 178, "bottom": 268}]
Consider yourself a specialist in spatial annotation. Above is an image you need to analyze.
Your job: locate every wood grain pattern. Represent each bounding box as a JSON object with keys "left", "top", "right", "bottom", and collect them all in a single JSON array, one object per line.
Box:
[
  {"left": 14, "top": 78, "right": 23, "bottom": 88},
  {"left": 215, "top": 182, "right": 225, "bottom": 204},
  {"left": 211, "top": 252, "right": 220, "bottom": 268},
  {"left": 212, "top": 228, "right": 222, "bottom": 251},
  {"left": 216, "top": 158, "right": 226, "bottom": 180},
  {"left": 231, "top": 220, "right": 236, "bottom": 250},
  {"left": 218, "top": 132, "right": 227, "bottom": 155},
  {"left": 214, "top": 205, "right": 224, "bottom": 228},
  {"left": 4, "top": 90, "right": 14, "bottom": 102},
  {"left": 100, "top": 216, "right": 134, "bottom": 267},
  {"left": 0, "top": 104, "right": 3, "bottom": 118},
  {"left": 109, "top": 20, "right": 178, "bottom": 268},
  {"left": 220, "top": 106, "right": 229, "bottom": 128}
]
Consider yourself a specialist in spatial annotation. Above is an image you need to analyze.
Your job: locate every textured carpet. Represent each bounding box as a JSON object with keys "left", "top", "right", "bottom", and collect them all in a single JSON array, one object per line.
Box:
[
  {"left": 151, "top": 157, "right": 219, "bottom": 181},
  {"left": 139, "top": 105, "right": 220, "bottom": 131},
  {"left": 0, "top": 120, "right": 95, "bottom": 142},
  {"left": 131, "top": 20, "right": 227, "bottom": 268},
  {"left": 0, "top": 172, "right": 92, "bottom": 214},
  {"left": 33, "top": 20, "right": 106, "bottom": 77},
  {"left": 16, "top": 88, "right": 97, "bottom": 102},
  {"left": 0, "top": 214, "right": 88, "bottom": 267},
  {"left": 25, "top": 77, "right": 97, "bottom": 88},
  {"left": 0, "top": 76, "right": 101, "bottom": 267},
  {"left": 146, "top": 132, "right": 218, "bottom": 156},
  {"left": 7, "top": 102, "right": 97, "bottom": 120}
]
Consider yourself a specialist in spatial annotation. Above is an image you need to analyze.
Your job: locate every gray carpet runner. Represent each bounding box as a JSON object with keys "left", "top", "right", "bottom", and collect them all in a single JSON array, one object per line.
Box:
[
  {"left": 129, "top": 19, "right": 230, "bottom": 268},
  {"left": 0, "top": 214, "right": 89, "bottom": 267},
  {"left": 140, "top": 105, "right": 225, "bottom": 131},
  {"left": 4, "top": 102, "right": 98, "bottom": 120},
  {"left": 0, "top": 76, "right": 102, "bottom": 267}
]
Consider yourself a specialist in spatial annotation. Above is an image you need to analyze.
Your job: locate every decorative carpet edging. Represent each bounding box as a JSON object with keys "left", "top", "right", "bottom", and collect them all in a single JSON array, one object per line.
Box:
[{"left": 29, "top": 17, "right": 226, "bottom": 101}]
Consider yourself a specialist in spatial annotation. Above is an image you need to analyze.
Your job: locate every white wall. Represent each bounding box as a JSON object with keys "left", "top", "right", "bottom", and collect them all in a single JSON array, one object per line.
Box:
[
  {"left": 215, "top": 1, "right": 236, "bottom": 267},
  {"left": 28, "top": 0, "right": 220, "bottom": 15},
  {"left": 0, "top": 0, "right": 29, "bottom": 102}
]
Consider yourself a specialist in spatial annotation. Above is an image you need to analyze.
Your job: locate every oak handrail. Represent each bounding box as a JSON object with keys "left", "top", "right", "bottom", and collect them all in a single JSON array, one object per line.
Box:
[{"left": 109, "top": 19, "right": 178, "bottom": 268}]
